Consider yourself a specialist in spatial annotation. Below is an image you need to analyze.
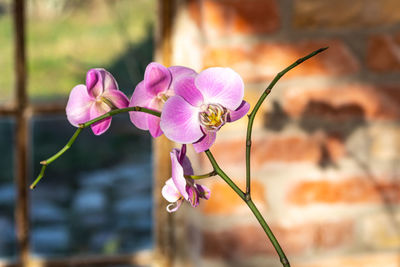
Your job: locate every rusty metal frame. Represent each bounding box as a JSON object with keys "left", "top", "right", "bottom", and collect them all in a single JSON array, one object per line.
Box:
[
  {"left": 153, "top": 1, "right": 176, "bottom": 267},
  {"left": 0, "top": 0, "right": 176, "bottom": 266}
]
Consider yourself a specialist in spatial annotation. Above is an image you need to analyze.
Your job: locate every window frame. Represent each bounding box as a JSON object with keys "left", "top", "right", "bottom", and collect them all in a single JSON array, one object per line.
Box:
[{"left": 1, "top": 0, "right": 176, "bottom": 266}]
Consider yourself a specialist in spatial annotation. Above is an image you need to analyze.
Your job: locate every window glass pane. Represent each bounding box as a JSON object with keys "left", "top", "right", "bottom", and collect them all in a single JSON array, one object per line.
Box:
[
  {"left": 0, "top": 118, "right": 17, "bottom": 259},
  {"left": 31, "top": 116, "right": 152, "bottom": 257},
  {"left": 0, "top": 0, "right": 14, "bottom": 104},
  {"left": 27, "top": 0, "right": 155, "bottom": 101}
]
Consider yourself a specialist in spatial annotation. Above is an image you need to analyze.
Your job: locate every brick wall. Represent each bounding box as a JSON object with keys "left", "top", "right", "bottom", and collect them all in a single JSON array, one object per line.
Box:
[{"left": 165, "top": 0, "right": 400, "bottom": 266}]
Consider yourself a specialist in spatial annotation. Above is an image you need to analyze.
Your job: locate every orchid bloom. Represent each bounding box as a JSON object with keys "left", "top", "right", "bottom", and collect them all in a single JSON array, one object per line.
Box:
[
  {"left": 161, "top": 145, "right": 210, "bottom": 212},
  {"left": 160, "top": 67, "right": 250, "bottom": 152},
  {"left": 66, "top": 68, "right": 129, "bottom": 135},
  {"left": 129, "top": 62, "right": 196, "bottom": 138}
]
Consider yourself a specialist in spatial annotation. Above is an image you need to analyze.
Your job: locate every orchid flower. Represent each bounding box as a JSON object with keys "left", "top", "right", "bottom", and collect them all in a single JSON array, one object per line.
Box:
[
  {"left": 129, "top": 62, "right": 196, "bottom": 138},
  {"left": 161, "top": 145, "right": 210, "bottom": 212},
  {"left": 66, "top": 68, "right": 129, "bottom": 135},
  {"left": 160, "top": 67, "right": 250, "bottom": 152}
]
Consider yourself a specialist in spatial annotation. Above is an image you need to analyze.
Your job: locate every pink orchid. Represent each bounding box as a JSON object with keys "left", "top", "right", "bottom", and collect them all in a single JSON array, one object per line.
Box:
[
  {"left": 129, "top": 62, "right": 196, "bottom": 138},
  {"left": 161, "top": 145, "right": 210, "bottom": 212},
  {"left": 160, "top": 67, "right": 250, "bottom": 152},
  {"left": 66, "top": 68, "right": 129, "bottom": 135}
]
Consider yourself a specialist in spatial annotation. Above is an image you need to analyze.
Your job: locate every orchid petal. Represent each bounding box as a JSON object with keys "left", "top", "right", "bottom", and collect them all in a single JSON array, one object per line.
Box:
[
  {"left": 227, "top": 100, "right": 250, "bottom": 122},
  {"left": 86, "top": 68, "right": 119, "bottom": 98},
  {"left": 174, "top": 76, "right": 203, "bottom": 107},
  {"left": 102, "top": 89, "right": 129, "bottom": 109},
  {"left": 171, "top": 149, "right": 189, "bottom": 199},
  {"left": 192, "top": 130, "right": 217, "bottom": 153},
  {"left": 86, "top": 69, "right": 104, "bottom": 97},
  {"left": 147, "top": 114, "right": 163, "bottom": 138},
  {"left": 144, "top": 62, "right": 172, "bottom": 95},
  {"left": 66, "top": 84, "right": 94, "bottom": 127},
  {"left": 178, "top": 144, "right": 187, "bottom": 163},
  {"left": 195, "top": 67, "right": 244, "bottom": 110},
  {"left": 160, "top": 96, "right": 203, "bottom": 144},
  {"left": 162, "top": 178, "right": 181, "bottom": 202},
  {"left": 169, "top": 66, "right": 197, "bottom": 88},
  {"left": 129, "top": 81, "right": 158, "bottom": 131},
  {"left": 89, "top": 102, "right": 111, "bottom": 135},
  {"left": 196, "top": 184, "right": 211, "bottom": 200},
  {"left": 166, "top": 199, "right": 183, "bottom": 212},
  {"left": 86, "top": 69, "right": 100, "bottom": 96},
  {"left": 102, "top": 69, "right": 119, "bottom": 91},
  {"left": 146, "top": 97, "right": 164, "bottom": 137},
  {"left": 187, "top": 186, "right": 200, "bottom": 207},
  {"left": 178, "top": 145, "right": 194, "bottom": 175},
  {"left": 169, "top": 66, "right": 197, "bottom": 80}
]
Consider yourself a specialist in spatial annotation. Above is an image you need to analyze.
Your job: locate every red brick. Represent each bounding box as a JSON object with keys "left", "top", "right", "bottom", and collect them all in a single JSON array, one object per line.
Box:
[
  {"left": 295, "top": 252, "right": 400, "bottom": 267},
  {"left": 201, "top": 180, "right": 266, "bottom": 215},
  {"left": 202, "top": 224, "right": 315, "bottom": 258},
  {"left": 208, "top": 134, "right": 346, "bottom": 169},
  {"left": 315, "top": 221, "right": 354, "bottom": 249},
  {"left": 284, "top": 84, "right": 400, "bottom": 121},
  {"left": 293, "top": 0, "right": 400, "bottom": 29},
  {"left": 202, "top": 221, "right": 353, "bottom": 258},
  {"left": 288, "top": 177, "right": 400, "bottom": 205},
  {"left": 203, "top": 40, "right": 359, "bottom": 82},
  {"left": 202, "top": 0, "right": 280, "bottom": 37},
  {"left": 367, "top": 32, "right": 400, "bottom": 72},
  {"left": 252, "top": 136, "right": 321, "bottom": 165},
  {"left": 324, "top": 135, "right": 346, "bottom": 162},
  {"left": 188, "top": 0, "right": 202, "bottom": 27}
]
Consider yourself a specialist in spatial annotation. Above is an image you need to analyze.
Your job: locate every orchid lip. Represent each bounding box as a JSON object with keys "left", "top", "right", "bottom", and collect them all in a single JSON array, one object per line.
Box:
[
  {"left": 199, "top": 103, "right": 228, "bottom": 131},
  {"left": 99, "top": 96, "right": 118, "bottom": 110}
]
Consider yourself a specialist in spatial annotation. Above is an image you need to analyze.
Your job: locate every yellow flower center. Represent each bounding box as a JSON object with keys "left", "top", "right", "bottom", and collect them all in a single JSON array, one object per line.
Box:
[
  {"left": 199, "top": 104, "right": 227, "bottom": 131},
  {"left": 157, "top": 92, "right": 169, "bottom": 103},
  {"left": 98, "top": 96, "right": 117, "bottom": 110}
]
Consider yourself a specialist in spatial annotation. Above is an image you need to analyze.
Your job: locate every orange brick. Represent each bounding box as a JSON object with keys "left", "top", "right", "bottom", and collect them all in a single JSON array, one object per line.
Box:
[
  {"left": 201, "top": 221, "right": 352, "bottom": 258},
  {"left": 295, "top": 252, "right": 400, "bottom": 267},
  {"left": 367, "top": 32, "right": 400, "bottom": 72},
  {"left": 207, "top": 134, "right": 346, "bottom": 170},
  {"left": 293, "top": 0, "right": 400, "bottom": 29},
  {"left": 203, "top": 40, "right": 359, "bottom": 82},
  {"left": 284, "top": 84, "right": 400, "bottom": 121},
  {"left": 201, "top": 180, "right": 266, "bottom": 215},
  {"left": 202, "top": 224, "right": 316, "bottom": 258},
  {"left": 252, "top": 136, "right": 321, "bottom": 165},
  {"left": 315, "top": 221, "right": 354, "bottom": 249},
  {"left": 188, "top": 0, "right": 202, "bottom": 27},
  {"left": 324, "top": 135, "right": 346, "bottom": 162},
  {"left": 288, "top": 177, "right": 400, "bottom": 205},
  {"left": 202, "top": 0, "right": 280, "bottom": 37}
]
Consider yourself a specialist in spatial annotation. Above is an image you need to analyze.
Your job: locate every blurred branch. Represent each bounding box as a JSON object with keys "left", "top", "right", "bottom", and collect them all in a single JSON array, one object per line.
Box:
[{"left": 30, "top": 106, "right": 161, "bottom": 189}]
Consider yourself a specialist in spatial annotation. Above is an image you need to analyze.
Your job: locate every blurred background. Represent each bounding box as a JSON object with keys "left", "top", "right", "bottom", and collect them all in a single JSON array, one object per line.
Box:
[
  {"left": 0, "top": 0, "right": 156, "bottom": 265},
  {"left": 2, "top": 0, "right": 400, "bottom": 267}
]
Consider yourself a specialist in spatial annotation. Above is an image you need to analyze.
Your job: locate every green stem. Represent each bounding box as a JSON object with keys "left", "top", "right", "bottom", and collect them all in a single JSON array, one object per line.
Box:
[
  {"left": 185, "top": 170, "right": 217, "bottom": 180},
  {"left": 245, "top": 47, "right": 328, "bottom": 196},
  {"left": 205, "top": 150, "right": 289, "bottom": 266},
  {"left": 79, "top": 106, "right": 161, "bottom": 128},
  {"left": 30, "top": 106, "right": 161, "bottom": 189},
  {"left": 246, "top": 199, "right": 290, "bottom": 267},
  {"left": 205, "top": 150, "right": 245, "bottom": 200}
]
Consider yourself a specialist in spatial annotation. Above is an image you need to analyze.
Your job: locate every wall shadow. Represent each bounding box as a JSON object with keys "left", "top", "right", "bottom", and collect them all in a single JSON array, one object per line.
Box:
[{"left": 264, "top": 99, "right": 400, "bottom": 262}]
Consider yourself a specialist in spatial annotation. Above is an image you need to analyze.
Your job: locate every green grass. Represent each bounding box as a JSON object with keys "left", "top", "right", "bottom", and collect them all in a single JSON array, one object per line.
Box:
[
  {"left": 0, "top": 10, "right": 14, "bottom": 102},
  {"left": 0, "top": 0, "right": 155, "bottom": 102}
]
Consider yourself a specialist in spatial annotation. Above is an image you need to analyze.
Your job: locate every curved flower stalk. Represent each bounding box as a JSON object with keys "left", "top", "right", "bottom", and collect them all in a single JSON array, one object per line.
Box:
[
  {"left": 160, "top": 67, "right": 250, "bottom": 152},
  {"left": 33, "top": 47, "right": 328, "bottom": 267},
  {"left": 162, "top": 144, "right": 210, "bottom": 212},
  {"left": 129, "top": 62, "right": 196, "bottom": 137},
  {"left": 66, "top": 68, "right": 129, "bottom": 135}
]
